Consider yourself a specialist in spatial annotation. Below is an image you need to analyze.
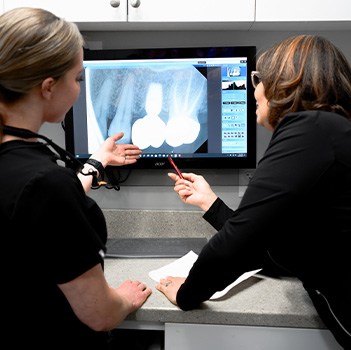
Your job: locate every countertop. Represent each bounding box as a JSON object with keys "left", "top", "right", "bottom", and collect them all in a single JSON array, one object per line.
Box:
[
  {"left": 103, "top": 209, "right": 325, "bottom": 330},
  {"left": 104, "top": 257, "right": 325, "bottom": 329}
]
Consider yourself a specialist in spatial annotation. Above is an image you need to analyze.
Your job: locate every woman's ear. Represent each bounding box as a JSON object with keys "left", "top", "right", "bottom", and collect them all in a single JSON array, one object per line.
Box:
[{"left": 41, "top": 77, "right": 56, "bottom": 100}]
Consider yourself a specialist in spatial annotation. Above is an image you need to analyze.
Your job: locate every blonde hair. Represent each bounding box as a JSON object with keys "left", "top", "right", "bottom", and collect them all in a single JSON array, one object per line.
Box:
[
  {"left": 0, "top": 7, "right": 84, "bottom": 103},
  {"left": 256, "top": 35, "right": 351, "bottom": 129}
]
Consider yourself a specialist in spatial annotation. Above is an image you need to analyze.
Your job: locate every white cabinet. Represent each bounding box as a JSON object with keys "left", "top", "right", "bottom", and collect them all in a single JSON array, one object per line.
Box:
[
  {"left": 3, "top": 0, "right": 255, "bottom": 30},
  {"left": 165, "top": 323, "right": 343, "bottom": 350},
  {"left": 256, "top": 0, "right": 350, "bottom": 22},
  {"left": 3, "top": 0, "right": 127, "bottom": 23},
  {"left": 3, "top": 0, "right": 350, "bottom": 31},
  {"left": 126, "top": 0, "right": 255, "bottom": 30},
  {"left": 254, "top": 0, "right": 351, "bottom": 30},
  {"left": 127, "top": 0, "right": 254, "bottom": 23}
]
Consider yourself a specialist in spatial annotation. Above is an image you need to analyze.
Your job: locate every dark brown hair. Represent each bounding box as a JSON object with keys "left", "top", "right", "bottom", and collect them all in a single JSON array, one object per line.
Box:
[{"left": 256, "top": 35, "right": 351, "bottom": 129}]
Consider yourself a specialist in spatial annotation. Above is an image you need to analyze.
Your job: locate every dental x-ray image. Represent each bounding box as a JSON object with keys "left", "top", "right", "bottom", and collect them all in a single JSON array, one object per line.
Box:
[{"left": 85, "top": 62, "right": 208, "bottom": 155}]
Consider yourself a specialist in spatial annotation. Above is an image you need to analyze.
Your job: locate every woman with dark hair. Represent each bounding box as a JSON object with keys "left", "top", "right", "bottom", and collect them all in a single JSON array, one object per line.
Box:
[{"left": 157, "top": 35, "right": 351, "bottom": 349}]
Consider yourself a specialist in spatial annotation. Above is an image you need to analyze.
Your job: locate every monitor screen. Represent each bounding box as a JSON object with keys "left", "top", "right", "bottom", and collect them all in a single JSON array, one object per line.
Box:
[{"left": 64, "top": 46, "right": 257, "bottom": 170}]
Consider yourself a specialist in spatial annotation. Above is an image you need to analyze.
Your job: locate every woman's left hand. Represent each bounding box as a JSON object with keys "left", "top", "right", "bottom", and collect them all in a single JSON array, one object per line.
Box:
[
  {"left": 93, "top": 132, "right": 142, "bottom": 167},
  {"left": 155, "top": 276, "right": 186, "bottom": 306}
]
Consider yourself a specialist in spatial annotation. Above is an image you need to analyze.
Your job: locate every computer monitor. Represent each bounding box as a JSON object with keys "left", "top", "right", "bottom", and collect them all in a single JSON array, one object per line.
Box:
[{"left": 64, "top": 45, "right": 257, "bottom": 170}]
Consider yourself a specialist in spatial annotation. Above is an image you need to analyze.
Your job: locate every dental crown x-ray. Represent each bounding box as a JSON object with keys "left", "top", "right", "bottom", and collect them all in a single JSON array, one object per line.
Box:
[{"left": 86, "top": 63, "right": 207, "bottom": 155}]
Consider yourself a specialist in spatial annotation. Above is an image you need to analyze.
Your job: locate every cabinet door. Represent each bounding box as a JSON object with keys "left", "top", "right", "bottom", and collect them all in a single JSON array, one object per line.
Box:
[
  {"left": 3, "top": 0, "right": 127, "bottom": 22},
  {"left": 128, "top": 0, "right": 255, "bottom": 22},
  {"left": 165, "top": 323, "right": 343, "bottom": 350},
  {"left": 256, "top": 0, "right": 351, "bottom": 21}
]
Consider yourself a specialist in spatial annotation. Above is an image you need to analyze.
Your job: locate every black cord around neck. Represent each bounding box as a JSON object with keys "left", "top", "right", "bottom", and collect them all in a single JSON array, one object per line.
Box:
[
  {"left": 2, "top": 125, "right": 84, "bottom": 173},
  {"left": 2, "top": 125, "right": 124, "bottom": 191}
]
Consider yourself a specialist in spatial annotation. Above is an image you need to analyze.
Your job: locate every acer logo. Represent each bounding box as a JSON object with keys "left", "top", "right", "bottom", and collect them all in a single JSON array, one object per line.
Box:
[{"left": 155, "top": 162, "right": 166, "bottom": 167}]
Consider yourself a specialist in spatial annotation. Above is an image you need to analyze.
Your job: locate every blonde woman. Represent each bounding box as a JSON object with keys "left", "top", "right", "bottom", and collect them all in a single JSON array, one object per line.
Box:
[{"left": 0, "top": 7, "right": 151, "bottom": 347}]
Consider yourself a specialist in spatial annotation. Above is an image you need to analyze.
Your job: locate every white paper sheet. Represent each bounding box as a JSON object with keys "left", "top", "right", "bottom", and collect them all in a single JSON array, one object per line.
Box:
[{"left": 149, "top": 250, "right": 262, "bottom": 300}]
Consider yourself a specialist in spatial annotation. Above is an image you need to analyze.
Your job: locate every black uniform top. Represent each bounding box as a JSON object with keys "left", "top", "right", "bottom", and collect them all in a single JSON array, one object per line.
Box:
[
  {"left": 177, "top": 111, "right": 351, "bottom": 348},
  {"left": 0, "top": 140, "right": 109, "bottom": 347}
]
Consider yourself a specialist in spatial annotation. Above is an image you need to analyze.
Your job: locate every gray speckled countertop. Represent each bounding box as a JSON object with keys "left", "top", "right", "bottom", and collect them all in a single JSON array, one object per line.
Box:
[
  {"left": 103, "top": 209, "right": 325, "bottom": 330},
  {"left": 104, "top": 258, "right": 324, "bottom": 329}
]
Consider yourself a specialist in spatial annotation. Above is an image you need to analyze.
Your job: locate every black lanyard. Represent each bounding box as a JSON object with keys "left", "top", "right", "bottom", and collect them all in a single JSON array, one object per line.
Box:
[
  {"left": 1, "top": 125, "right": 122, "bottom": 190},
  {"left": 2, "top": 125, "right": 84, "bottom": 173}
]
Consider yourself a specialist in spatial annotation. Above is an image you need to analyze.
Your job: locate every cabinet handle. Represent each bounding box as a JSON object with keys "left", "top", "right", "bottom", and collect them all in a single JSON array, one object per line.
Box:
[
  {"left": 110, "top": 0, "right": 120, "bottom": 8},
  {"left": 130, "top": 0, "right": 141, "bottom": 8}
]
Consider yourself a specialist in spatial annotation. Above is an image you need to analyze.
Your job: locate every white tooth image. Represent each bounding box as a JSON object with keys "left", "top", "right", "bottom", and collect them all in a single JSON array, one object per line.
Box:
[{"left": 132, "top": 83, "right": 166, "bottom": 149}]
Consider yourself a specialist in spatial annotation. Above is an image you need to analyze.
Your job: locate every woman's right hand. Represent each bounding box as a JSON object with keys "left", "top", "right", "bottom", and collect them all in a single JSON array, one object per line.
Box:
[
  {"left": 116, "top": 279, "right": 152, "bottom": 313},
  {"left": 168, "top": 172, "right": 218, "bottom": 212}
]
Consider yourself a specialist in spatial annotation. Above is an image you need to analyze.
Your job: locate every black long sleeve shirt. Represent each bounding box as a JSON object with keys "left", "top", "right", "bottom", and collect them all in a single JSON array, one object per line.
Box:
[{"left": 176, "top": 111, "right": 351, "bottom": 347}]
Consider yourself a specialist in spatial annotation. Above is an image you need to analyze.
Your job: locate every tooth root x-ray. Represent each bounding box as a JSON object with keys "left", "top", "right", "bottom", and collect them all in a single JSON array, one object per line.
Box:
[{"left": 85, "top": 64, "right": 208, "bottom": 154}]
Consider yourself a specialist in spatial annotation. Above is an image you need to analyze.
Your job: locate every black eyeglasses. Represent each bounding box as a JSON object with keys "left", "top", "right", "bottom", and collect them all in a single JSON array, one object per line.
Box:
[{"left": 251, "top": 71, "right": 261, "bottom": 88}]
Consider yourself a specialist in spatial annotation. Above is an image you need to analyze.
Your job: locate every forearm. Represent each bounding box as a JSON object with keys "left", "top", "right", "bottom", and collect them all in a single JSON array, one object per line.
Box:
[
  {"left": 78, "top": 158, "right": 105, "bottom": 193},
  {"left": 78, "top": 163, "right": 99, "bottom": 193},
  {"left": 203, "top": 197, "right": 235, "bottom": 231},
  {"left": 89, "top": 287, "right": 134, "bottom": 331},
  {"left": 60, "top": 265, "right": 150, "bottom": 332}
]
